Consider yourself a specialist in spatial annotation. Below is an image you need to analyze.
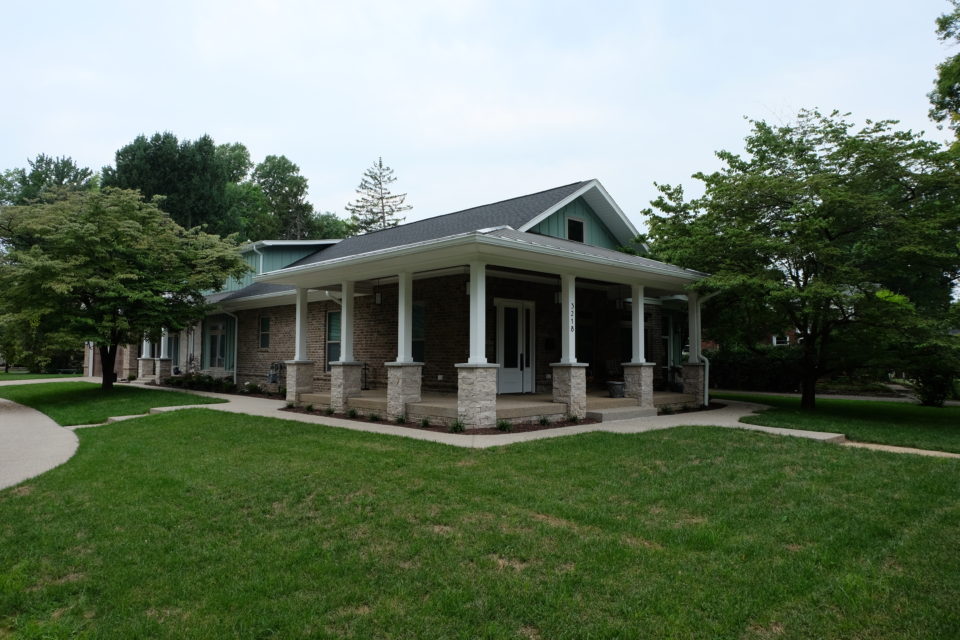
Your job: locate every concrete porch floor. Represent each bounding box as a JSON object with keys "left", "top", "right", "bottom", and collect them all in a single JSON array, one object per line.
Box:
[{"left": 300, "top": 388, "right": 699, "bottom": 422}]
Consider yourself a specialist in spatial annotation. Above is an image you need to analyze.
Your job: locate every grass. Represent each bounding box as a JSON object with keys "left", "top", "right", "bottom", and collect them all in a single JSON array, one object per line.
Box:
[
  {"left": 0, "top": 372, "right": 81, "bottom": 382},
  {"left": 0, "top": 381, "right": 223, "bottom": 426},
  {"left": 714, "top": 392, "right": 960, "bottom": 453},
  {"left": 1, "top": 409, "right": 958, "bottom": 638}
]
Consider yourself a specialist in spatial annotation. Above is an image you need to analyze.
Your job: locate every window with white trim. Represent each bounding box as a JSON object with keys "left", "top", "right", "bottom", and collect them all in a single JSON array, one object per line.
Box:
[
  {"left": 259, "top": 316, "right": 271, "bottom": 349},
  {"left": 326, "top": 310, "right": 341, "bottom": 371}
]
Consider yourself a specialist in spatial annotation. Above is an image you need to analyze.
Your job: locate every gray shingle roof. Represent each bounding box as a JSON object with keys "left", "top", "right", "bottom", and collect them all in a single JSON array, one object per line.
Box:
[{"left": 285, "top": 180, "right": 590, "bottom": 269}]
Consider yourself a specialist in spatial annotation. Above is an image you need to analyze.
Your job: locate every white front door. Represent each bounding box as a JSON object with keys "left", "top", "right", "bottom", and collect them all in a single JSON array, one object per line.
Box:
[{"left": 496, "top": 299, "right": 535, "bottom": 393}]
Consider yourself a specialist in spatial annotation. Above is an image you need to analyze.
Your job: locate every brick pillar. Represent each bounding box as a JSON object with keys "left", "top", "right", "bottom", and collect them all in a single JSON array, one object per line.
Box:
[
  {"left": 156, "top": 358, "right": 172, "bottom": 382},
  {"left": 456, "top": 363, "right": 498, "bottom": 429},
  {"left": 551, "top": 363, "right": 588, "bottom": 419},
  {"left": 386, "top": 362, "right": 422, "bottom": 420},
  {"left": 622, "top": 363, "right": 655, "bottom": 409},
  {"left": 330, "top": 362, "right": 362, "bottom": 412},
  {"left": 285, "top": 360, "right": 315, "bottom": 403},
  {"left": 137, "top": 357, "right": 155, "bottom": 381},
  {"left": 121, "top": 347, "right": 138, "bottom": 380},
  {"left": 682, "top": 363, "right": 705, "bottom": 407}
]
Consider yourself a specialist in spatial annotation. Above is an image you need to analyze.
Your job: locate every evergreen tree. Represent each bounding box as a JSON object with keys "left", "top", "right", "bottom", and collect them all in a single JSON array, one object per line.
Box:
[{"left": 345, "top": 157, "right": 411, "bottom": 234}]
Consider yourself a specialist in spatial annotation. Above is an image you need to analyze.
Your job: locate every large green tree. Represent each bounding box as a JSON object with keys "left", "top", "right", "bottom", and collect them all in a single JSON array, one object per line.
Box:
[
  {"left": 0, "top": 154, "right": 96, "bottom": 205},
  {"left": 0, "top": 188, "right": 248, "bottom": 389},
  {"left": 251, "top": 155, "right": 350, "bottom": 239},
  {"left": 930, "top": 0, "right": 960, "bottom": 137},
  {"left": 345, "top": 157, "right": 411, "bottom": 234},
  {"left": 643, "top": 110, "right": 960, "bottom": 410}
]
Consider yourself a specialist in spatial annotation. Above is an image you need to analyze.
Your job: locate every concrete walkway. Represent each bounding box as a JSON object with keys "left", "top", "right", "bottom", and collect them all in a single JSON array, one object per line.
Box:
[{"left": 0, "top": 398, "right": 78, "bottom": 490}]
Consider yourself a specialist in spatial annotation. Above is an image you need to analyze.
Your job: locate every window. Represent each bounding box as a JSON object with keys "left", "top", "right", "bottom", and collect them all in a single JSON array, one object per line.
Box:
[
  {"left": 259, "top": 316, "right": 271, "bottom": 349},
  {"left": 208, "top": 322, "right": 226, "bottom": 368},
  {"left": 168, "top": 334, "right": 180, "bottom": 368},
  {"left": 772, "top": 334, "right": 790, "bottom": 347},
  {"left": 412, "top": 303, "right": 425, "bottom": 362},
  {"left": 567, "top": 218, "right": 585, "bottom": 243},
  {"left": 326, "top": 310, "right": 341, "bottom": 370}
]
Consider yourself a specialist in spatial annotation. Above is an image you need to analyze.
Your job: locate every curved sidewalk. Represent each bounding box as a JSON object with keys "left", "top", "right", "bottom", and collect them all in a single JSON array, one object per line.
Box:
[{"left": 0, "top": 398, "right": 78, "bottom": 490}]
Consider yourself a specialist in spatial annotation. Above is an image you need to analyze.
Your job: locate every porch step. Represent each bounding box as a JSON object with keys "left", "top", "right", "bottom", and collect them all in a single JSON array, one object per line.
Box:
[{"left": 587, "top": 406, "right": 658, "bottom": 422}]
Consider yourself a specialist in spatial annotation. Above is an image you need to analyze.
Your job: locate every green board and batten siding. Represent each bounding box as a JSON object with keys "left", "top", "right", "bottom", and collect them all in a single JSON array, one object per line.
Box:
[
  {"left": 221, "top": 246, "right": 320, "bottom": 293},
  {"left": 529, "top": 198, "right": 621, "bottom": 249}
]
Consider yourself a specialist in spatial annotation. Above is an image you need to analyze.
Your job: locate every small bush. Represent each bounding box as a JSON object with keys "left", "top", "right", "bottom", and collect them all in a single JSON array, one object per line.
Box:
[
  {"left": 496, "top": 419, "right": 512, "bottom": 432},
  {"left": 243, "top": 381, "right": 263, "bottom": 395},
  {"left": 286, "top": 401, "right": 295, "bottom": 409},
  {"left": 347, "top": 408, "right": 358, "bottom": 419},
  {"left": 567, "top": 414, "right": 580, "bottom": 424},
  {"left": 660, "top": 406, "right": 675, "bottom": 415},
  {"left": 538, "top": 415, "right": 550, "bottom": 426},
  {"left": 305, "top": 404, "right": 314, "bottom": 412},
  {"left": 368, "top": 413, "right": 381, "bottom": 422},
  {"left": 449, "top": 420, "right": 465, "bottom": 433},
  {"left": 277, "top": 386, "right": 286, "bottom": 398},
  {"left": 420, "top": 417, "right": 431, "bottom": 428},
  {"left": 324, "top": 406, "right": 335, "bottom": 415},
  {"left": 394, "top": 415, "right": 407, "bottom": 424}
]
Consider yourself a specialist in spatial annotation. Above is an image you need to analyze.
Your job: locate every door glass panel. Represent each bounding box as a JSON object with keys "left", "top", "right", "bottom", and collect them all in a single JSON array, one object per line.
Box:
[{"left": 504, "top": 306, "right": 518, "bottom": 368}]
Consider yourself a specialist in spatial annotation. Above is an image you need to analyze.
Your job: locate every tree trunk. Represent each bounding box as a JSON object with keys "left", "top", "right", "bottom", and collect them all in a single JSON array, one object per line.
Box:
[
  {"left": 99, "top": 344, "right": 117, "bottom": 391},
  {"left": 799, "top": 341, "right": 818, "bottom": 411}
]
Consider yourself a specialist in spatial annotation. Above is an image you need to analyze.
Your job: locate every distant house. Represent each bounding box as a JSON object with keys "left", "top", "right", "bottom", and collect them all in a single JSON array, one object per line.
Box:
[{"left": 87, "top": 180, "right": 709, "bottom": 429}]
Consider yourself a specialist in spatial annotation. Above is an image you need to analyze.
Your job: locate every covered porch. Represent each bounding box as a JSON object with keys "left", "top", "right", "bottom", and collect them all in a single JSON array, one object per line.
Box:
[{"left": 258, "top": 228, "right": 708, "bottom": 429}]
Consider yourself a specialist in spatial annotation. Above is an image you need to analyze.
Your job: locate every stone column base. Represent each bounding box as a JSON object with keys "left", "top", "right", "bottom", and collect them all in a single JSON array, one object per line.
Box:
[
  {"left": 622, "top": 362, "right": 655, "bottom": 409},
  {"left": 386, "top": 362, "right": 423, "bottom": 420},
  {"left": 551, "top": 362, "right": 588, "bottom": 419},
  {"left": 156, "top": 358, "right": 172, "bottom": 382},
  {"left": 137, "top": 357, "right": 156, "bottom": 381},
  {"left": 285, "top": 360, "right": 315, "bottom": 403},
  {"left": 330, "top": 361, "right": 363, "bottom": 412},
  {"left": 682, "top": 363, "right": 705, "bottom": 406},
  {"left": 455, "top": 363, "right": 499, "bottom": 429}
]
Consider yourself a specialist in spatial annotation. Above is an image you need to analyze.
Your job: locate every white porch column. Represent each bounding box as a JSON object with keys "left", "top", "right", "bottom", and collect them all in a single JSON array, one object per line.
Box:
[
  {"left": 156, "top": 329, "right": 172, "bottom": 380},
  {"left": 142, "top": 339, "right": 152, "bottom": 358},
  {"left": 631, "top": 284, "right": 645, "bottom": 364},
  {"left": 159, "top": 329, "right": 170, "bottom": 359},
  {"left": 468, "top": 262, "right": 487, "bottom": 364},
  {"left": 294, "top": 287, "right": 309, "bottom": 361},
  {"left": 687, "top": 291, "right": 701, "bottom": 362},
  {"left": 340, "top": 280, "right": 355, "bottom": 362},
  {"left": 560, "top": 274, "right": 576, "bottom": 364},
  {"left": 396, "top": 272, "right": 413, "bottom": 363}
]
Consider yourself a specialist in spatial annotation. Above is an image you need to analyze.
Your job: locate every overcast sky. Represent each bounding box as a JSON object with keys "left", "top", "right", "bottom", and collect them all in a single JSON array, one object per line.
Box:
[{"left": 1, "top": 0, "right": 954, "bottom": 229}]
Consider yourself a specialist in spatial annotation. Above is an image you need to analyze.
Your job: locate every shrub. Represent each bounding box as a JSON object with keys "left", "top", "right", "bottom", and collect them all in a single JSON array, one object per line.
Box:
[
  {"left": 368, "top": 413, "right": 381, "bottom": 422},
  {"left": 277, "top": 386, "right": 286, "bottom": 398},
  {"left": 449, "top": 420, "right": 465, "bottom": 433},
  {"left": 394, "top": 415, "right": 407, "bottom": 424},
  {"left": 324, "top": 407, "right": 335, "bottom": 415},
  {"left": 566, "top": 414, "right": 580, "bottom": 424},
  {"left": 706, "top": 346, "right": 803, "bottom": 393},
  {"left": 243, "top": 381, "right": 263, "bottom": 395},
  {"left": 420, "top": 417, "right": 431, "bottom": 428},
  {"left": 305, "top": 404, "right": 314, "bottom": 412},
  {"left": 347, "top": 408, "right": 358, "bottom": 419},
  {"left": 538, "top": 415, "right": 550, "bottom": 426},
  {"left": 286, "top": 401, "right": 295, "bottom": 409},
  {"left": 496, "top": 419, "right": 512, "bottom": 432}
]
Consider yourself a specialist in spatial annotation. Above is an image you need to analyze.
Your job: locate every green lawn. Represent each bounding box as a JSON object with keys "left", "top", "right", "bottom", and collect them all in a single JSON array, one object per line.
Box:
[
  {"left": 1, "top": 409, "right": 958, "bottom": 639},
  {"left": 0, "top": 381, "right": 223, "bottom": 425},
  {"left": 714, "top": 392, "right": 960, "bottom": 454},
  {"left": 0, "top": 372, "right": 81, "bottom": 382}
]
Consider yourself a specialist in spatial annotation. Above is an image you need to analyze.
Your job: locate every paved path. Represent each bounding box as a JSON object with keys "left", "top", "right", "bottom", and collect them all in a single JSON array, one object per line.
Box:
[{"left": 0, "top": 398, "right": 78, "bottom": 490}]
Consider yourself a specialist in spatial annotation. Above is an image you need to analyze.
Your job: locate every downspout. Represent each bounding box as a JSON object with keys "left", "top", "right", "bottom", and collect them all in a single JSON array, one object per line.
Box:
[
  {"left": 250, "top": 243, "right": 264, "bottom": 276},
  {"left": 696, "top": 292, "right": 720, "bottom": 407},
  {"left": 223, "top": 310, "right": 239, "bottom": 384}
]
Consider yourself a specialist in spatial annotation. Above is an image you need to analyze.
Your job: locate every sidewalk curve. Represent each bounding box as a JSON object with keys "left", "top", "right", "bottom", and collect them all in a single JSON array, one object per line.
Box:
[{"left": 0, "top": 398, "right": 78, "bottom": 490}]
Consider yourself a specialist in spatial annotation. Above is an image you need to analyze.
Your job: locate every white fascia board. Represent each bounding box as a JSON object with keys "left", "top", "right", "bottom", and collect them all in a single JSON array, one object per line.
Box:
[
  {"left": 254, "top": 230, "right": 703, "bottom": 292},
  {"left": 517, "top": 179, "right": 640, "bottom": 245},
  {"left": 239, "top": 239, "right": 342, "bottom": 252}
]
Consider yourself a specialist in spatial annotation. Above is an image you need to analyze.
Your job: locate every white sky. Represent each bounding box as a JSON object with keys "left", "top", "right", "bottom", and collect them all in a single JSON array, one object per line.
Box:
[{"left": 1, "top": 0, "right": 954, "bottom": 230}]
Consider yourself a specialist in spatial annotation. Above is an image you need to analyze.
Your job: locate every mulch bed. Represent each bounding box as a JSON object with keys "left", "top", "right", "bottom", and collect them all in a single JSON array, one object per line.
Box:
[{"left": 281, "top": 405, "right": 599, "bottom": 434}]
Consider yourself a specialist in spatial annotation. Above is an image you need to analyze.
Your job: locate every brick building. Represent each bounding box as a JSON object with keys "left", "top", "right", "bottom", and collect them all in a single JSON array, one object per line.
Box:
[{"left": 90, "top": 180, "right": 708, "bottom": 429}]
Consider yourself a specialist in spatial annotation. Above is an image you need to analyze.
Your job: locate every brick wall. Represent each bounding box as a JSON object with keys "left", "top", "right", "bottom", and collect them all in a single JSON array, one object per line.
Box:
[{"left": 229, "top": 273, "right": 678, "bottom": 394}]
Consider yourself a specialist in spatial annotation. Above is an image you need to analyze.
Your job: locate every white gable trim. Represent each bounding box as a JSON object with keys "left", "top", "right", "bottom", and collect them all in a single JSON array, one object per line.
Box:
[{"left": 517, "top": 179, "right": 639, "bottom": 245}]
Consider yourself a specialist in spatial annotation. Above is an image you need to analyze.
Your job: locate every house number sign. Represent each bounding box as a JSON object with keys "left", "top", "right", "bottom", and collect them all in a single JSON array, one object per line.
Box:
[{"left": 569, "top": 302, "right": 576, "bottom": 332}]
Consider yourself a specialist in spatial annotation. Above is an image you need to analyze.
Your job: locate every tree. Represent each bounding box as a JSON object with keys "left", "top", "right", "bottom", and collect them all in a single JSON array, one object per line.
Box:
[
  {"left": 345, "top": 157, "right": 411, "bottom": 234},
  {"left": 930, "top": 0, "right": 960, "bottom": 136},
  {"left": 643, "top": 109, "right": 960, "bottom": 410},
  {"left": 102, "top": 133, "right": 239, "bottom": 235},
  {"left": 252, "top": 155, "right": 322, "bottom": 240},
  {"left": 0, "top": 154, "right": 96, "bottom": 205},
  {"left": 0, "top": 188, "right": 248, "bottom": 390}
]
